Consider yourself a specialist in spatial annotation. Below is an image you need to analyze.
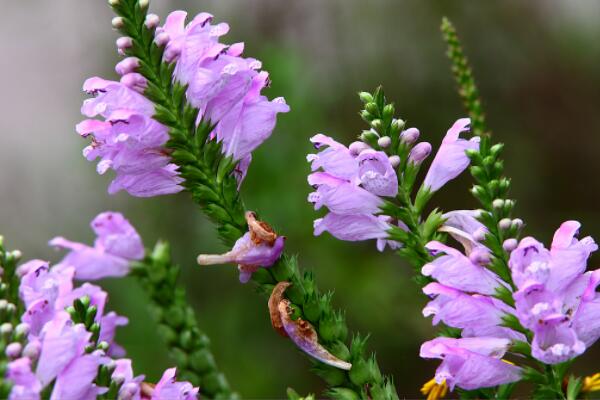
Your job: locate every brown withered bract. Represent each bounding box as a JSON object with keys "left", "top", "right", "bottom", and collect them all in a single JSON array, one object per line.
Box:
[
  {"left": 245, "top": 211, "right": 277, "bottom": 246},
  {"left": 268, "top": 281, "right": 291, "bottom": 337}
]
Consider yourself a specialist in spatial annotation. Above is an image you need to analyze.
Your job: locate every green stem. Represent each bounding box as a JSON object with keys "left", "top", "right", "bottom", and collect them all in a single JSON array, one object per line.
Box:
[{"left": 110, "top": 1, "right": 397, "bottom": 397}]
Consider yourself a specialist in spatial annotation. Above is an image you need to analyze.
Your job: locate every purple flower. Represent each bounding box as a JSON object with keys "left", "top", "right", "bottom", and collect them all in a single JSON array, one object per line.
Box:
[
  {"left": 423, "top": 242, "right": 501, "bottom": 295},
  {"left": 111, "top": 359, "right": 144, "bottom": 400},
  {"left": 6, "top": 357, "right": 42, "bottom": 400},
  {"left": 197, "top": 211, "right": 285, "bottom": 283},
  {"left": 423, "top": 118, "right": 479, "bottom": 192},
  {"left": 307, "top": 134, "right": 401, "bottom": 250},
  {"left": 152, "top": 368, "right": 199, "bottom": 400},
  {"left": 508, "top": 221, "right": 600, "bottom": 364},
  {"left": 157, "top": 11, "right": 289, "bottom": 183},
  {"left": 79, "top": 78, "right": 184, "bottom": 197},
  {"left": 50, "top": 212, "right": 144, "bottom": 280},
  {"left": 420, "top": 337, "right": 521, "bottom": 391},
  {"left": 50, "top": 350, "right": 109, "bottom": 400}
]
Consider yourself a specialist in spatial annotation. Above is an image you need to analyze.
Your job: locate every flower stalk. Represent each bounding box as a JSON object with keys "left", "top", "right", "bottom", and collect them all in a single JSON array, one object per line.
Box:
[{"left": 107, "top": 2, "right": 396, "bottom": 397}]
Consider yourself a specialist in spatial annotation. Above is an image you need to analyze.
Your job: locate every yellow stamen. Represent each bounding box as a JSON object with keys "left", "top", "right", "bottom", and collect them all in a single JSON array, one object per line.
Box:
[
  {"left": 421, "top": 377, "right": 448, "bottom": 400},
  {"left": 501, "top": 359, "right": 515, "bottom": 365},
  {"left": 582, "top": 373, "right": 600, "bottom": 393}
]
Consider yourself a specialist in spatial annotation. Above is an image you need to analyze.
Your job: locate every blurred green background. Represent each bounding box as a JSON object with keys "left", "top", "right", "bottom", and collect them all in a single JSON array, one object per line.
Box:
[{"left": 1, "top": 1, "right": 600, "bottom": 398}]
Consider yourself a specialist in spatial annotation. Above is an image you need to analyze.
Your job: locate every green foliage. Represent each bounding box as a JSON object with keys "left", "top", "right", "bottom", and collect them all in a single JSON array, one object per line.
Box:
[{"left": 132, "top": 241, "right": 237, "bottom": 399}]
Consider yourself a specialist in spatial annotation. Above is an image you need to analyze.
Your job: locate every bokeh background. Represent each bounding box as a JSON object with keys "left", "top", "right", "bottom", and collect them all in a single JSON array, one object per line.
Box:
[{"left": 2, "top": 1, "right": 600, "bottom": 398}]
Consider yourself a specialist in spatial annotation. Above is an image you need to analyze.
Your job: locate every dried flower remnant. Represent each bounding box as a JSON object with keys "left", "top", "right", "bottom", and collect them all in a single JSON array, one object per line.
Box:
[
  {"left": 197, "top": 211, "right": 285, "bottom": 282},
  {"left": 268, "top": 281, "right": 291, "bottom": 337},
  {"left": 269, "top": 283, "right": 352, "bottom": 370}
]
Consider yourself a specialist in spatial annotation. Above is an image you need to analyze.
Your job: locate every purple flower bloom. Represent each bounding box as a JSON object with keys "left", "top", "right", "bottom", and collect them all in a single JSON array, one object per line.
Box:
[
  {"left": 423, "top": 118, "right": 479, "bottom": 192},
  {"left": 152, "top": 368, "right": 199, "bottom": 400},
  {"left": 6, "top": 357, "right": 42, "bottom": 400},
  {"left": 79, "top": 78, "right": 184, "bottom": 197},
  {"left": 423, "top": 242, "right": 501, "bottom": 295},
  {"left": 50, "top": 212, "right": 144, "bottom": 280},
  {"left": 307, "top": 134, "right": 402, "bottom": 250},
  {"left": 420, "top": 337, "right": 521, "bottom": 391},
  {"left": 156, "top": 11, "right": 289, "bottom": 183},
  {"left": 197, "top": 211, "right": 285, "bottom": 282},
  {"left": 508, "top": 221, "right": 600, "bottom": 364},
  {"left": 111, "top": 359, "right": 144, "bottom": 400}
]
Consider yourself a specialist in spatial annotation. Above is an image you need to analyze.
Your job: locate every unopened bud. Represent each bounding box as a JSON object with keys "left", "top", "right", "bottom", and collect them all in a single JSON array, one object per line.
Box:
[
  {"left": 469, "top": 249, "right": 490, "bottom": 265},
  {"left": 358, "top": 92, "right": 373, "bottom": 103},
  {"left": 377, "top": 136, "right": 391, "bottom": 148},
  {"left": 138, "top": 0, "right": 149, "bottom": 10},
  {"left": 391, "top": 118, "right": 405, "bottom": 133},
  {"left": 0, "top": 322, "right": 12, "bottom": 336},
  {"left": 154, "top": 32, "right": 170, "bottom": 47},
  {"left": 97, "top": 341, "right": 110, "bottom": 351},
  {"left": 370, "top": 119, "right": 383, "bottom": 131},
  {"left": 120, "top": 73, "right": 147, "bottom": 93},
  {"left": 503, "top": 238, "right": 518, "bottom": 252},
  {"left": 512, "top": 218, "right": 524, "bottom": 230},
  {"left": 108, "top": 0, "right": 120, "bottom": 6},
  {"left": 400, "top": 127, "right": 420, "bottom": 145},
  {"left": 360, "top": 130, "right": 379, "bottom": 144},
  {"left": 145, "top": 14, "right": 160, "bottom": 29},
  {"left": 23, "top": 341, "right": 41, "bottom": 361},
  {"left": 14, "top": 323, "right": 29, "bottom": 338},
  {"left": 349, "top": 141, "right": 369, "bottom": 156},
  {"left": 492, "top": 199, "right": 504, "bottom": 209},
  {"left": 11, "top": 250, "right": 22, "bottom": 260},
  {"left": 111, "top": 17, "right": 124, "bottom": 29},
  {"left": 388, "top": 155, "right": 401, "bottom": 168},
  {"left": 6, "top": 343, "right": 22, "bottom": 359},
  {"left": 365, "top": 102, "right": 378, "bottom": 115},
  {"left": 116, "top": 37, "right": 133, "bottom": 55},
  {"left": 115, "top": 57, "right": 140, "bottom": 76},
  {"left": 408, "top": 142, "right": 432, "bottom": 165},
  {"left": 383, "top": 104, "right": 395, "bottom": 119},
  {"left": 498, "top": 218, "right": 512, "bottom": 230},
  {"left": 473, "top": 228, "right": 487, "bottom": 242}
]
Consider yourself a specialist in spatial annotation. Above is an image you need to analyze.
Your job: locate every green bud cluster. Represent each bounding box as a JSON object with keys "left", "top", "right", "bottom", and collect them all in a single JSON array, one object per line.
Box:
[
  {"left": 0, "top": 238, "right": 25, "bottom": 398},
  {"left": 133, "top": 241, "right": 237, "bottom": 399},
  {"left": 107, "top": 0, "right": 398, "bottom": 397}
]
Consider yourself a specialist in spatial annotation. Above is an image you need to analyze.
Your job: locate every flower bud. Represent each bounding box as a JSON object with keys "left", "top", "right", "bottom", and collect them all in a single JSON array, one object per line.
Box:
[
  {"left": 390, "top": 118, "right": 405, "bottom": 133},
  {"left": 145, "top": 13, "right": 160, "bottom": 29},
  {"left": 512, "top": 218, "right": 524, "bottom": 230},
  {"left": 388, "top": 155, "right": 400, "bottom": 168},
  {"left": 138, "top": 0, "right": 149, "bottom": 10},
  {"left": 154, "top": 32, "right": 170, "bottom": 47},
  {"left": 348, "top": 141, "right": 369, "bottom": 156},
  {"left": 377, "top": 136, "right": 391, "bottom": 148},
  {"left": 115, "top": 57, "right": 140, "bottom": 76},
  {"left": 365, "top": 102, "right": 378, "bottom": 115},
  {"left": 492, "top": 199, "right": 504, "bottom": 209},
  {"left": 120, "top": 73, "right": 147, "bottom": 93},
  {"left": 383, "top": 104, "right": 395, "bottom": 119},
  {"left": 408, "top": 142, "right": 432, "bottom": 165},
  {"left": 6, "top": 343, "right": 22, "bottom": 359},
  {"left": 23, "top": 341, "right": 41, "bottom": 361},
  {"left": 498, "top": 218, "right": 512, "bottom": 230},
  {"left": 108, "top": 0, "right": 120, "bottom": 6},
  {"left": 116, "top": 36, "right": 133, "bottom": 55},
  {"left": 469, "top": 248, "right": 490, "bottom": 265},
  {"left": 358, "top": 92, "right": 373, "bottom": 103},
  {"left": 14, "top": 323, "right": 29, "bottom": 338},
  {"left": 370, "top": 119, "right": 383, "bottom": 131},
  {"left": 0, "top": 322, "right": 12, "bottom": 337},
  {"left": 359, "top": 130, "right": 379, "bottom": 145},
  {"left": 111, "top": 17, "right": 124, "bottom": 29},
  {"left": 400, "top": 127, "right": 420, "bottom": 144},
  {"left": 503, "top": 238, "right": 518, "bottom": 252},
  {"left": 473, "top": 228, "right": 487, "bottom": 242}
]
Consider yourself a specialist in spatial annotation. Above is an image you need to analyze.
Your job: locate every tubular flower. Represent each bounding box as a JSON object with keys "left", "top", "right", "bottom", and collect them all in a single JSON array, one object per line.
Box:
[
  {"left": 157, "top": 11, "right": 290, "bottom": 183},
  {"left": 79, "top": 77, "right": 184, "bottom": 197},
  {"left": 420, "top": 337, "right": 522, "bottom": 391},
  {"left": 423, "top": 118, "right": 479, "bottom": 192},
  {"left": 151, "top": 368, "right": 199, "bottom": 400},
  {"left": 421, "top": 213, "right": 600, "bottom": 394},
  {"left": 197, "top": 211, "right": 285, "bottom": 283},
  {"left": 49, "top": 211, "right": 144, "bottom": 280},
  {"left": 307, "top": 134, "right": 403, "bottom": 250}
]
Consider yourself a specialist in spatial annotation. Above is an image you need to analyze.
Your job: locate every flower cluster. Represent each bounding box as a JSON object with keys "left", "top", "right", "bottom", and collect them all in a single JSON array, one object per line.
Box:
[
  {"left": 307, "top": 117, "right": 478, "bottom": 250},
  {"left": 79, "top": 10, "right": 289, "bottom": 197},
  {"left": 419, "top": 212, "right": 600, "bottom": 391},
  {"left": 5, "top": 212, "right": 198, "bottom": 400}
]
